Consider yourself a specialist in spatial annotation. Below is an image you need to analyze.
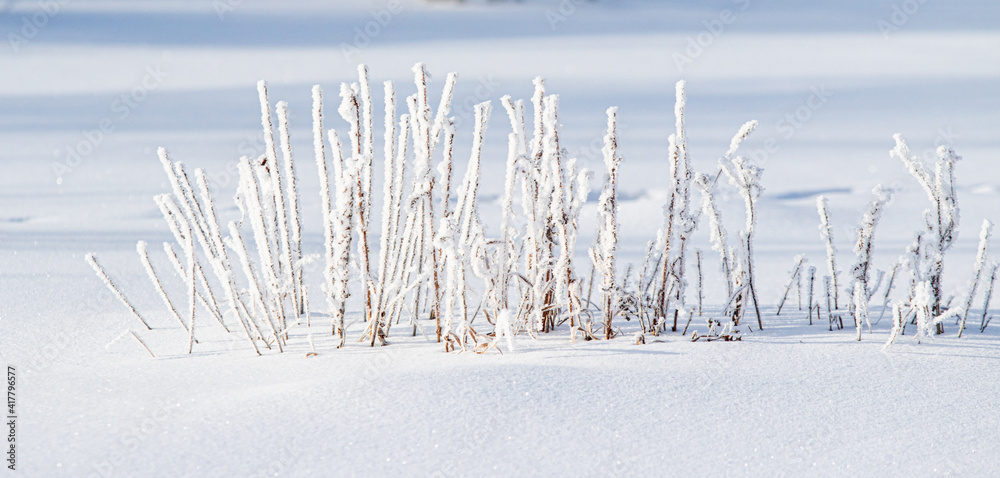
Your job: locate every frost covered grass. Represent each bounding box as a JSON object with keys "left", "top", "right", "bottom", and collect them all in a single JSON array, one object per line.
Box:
[
  {"left": 84, "top": 63, "right": 1000, "bottom": 357},
  {"left": 4, "top": 3, "right": 998, "bottom": 476}
]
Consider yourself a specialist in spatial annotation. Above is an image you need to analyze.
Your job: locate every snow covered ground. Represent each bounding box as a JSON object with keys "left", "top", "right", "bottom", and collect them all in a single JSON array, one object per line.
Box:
[{"left": 2, "top": 0, "right": 1000, "bottom": 476}]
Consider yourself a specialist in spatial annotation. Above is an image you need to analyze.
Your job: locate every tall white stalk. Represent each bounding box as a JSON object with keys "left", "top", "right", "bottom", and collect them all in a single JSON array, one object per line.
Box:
[
  {"left": 591, "top": 107, "right": 623, "bottom": 339},
  {"left": 226, "top": 221, "right": 282, "bottom": 351},
  {"left": 694, "top": 173, "right": 733, "bottom": 299},
  {"left": 186, "top": 228, "right": 197, "bottom": 354},
  {"left": 137, "top": 241, "right": 186, "bottom": 331},
  {"left": 851, "top": 185, "right": 894, "bottom": 303},
  {"left": 328, "top": 129, "right": 354, "bottom": 347},
  {"left": 314, "top": 85, "right": 338, "bottom": 334},
  {"left": 720, "top": 135, "right": 764, "bottom": 330},
  {"left": 375, "top": 81, "right": 398, "bottom": 328},
  {"left": 162, "top": 241, "right": 224, "bottom": 328},
  {"left": 853, "top": 281, "right": 870, "bottom": 341},
  {"left": 892, "top": 134, "right": 961, "bottom": 332},
  {"left": 456, "top": 102, "right": 491, "bottom": 248},
  {"left": 193, "top": 169, "right": 233, "bottom": 332},
  {"left": 277, "top": 100, "right": 306, "bottom": 316},
  {"left": 162, "top": 151, "right": 257, "bottom": 351},
  {"left": 776, "top": 255, "right": 806, "bottom": 316},
  {"left": 238, "top": 156, "right": 286, "bottom": 343},
  {"left": 499, "top": 96, "right": 526, "bottom": 311},
  {"left": 817, "top": 195, "right": 839, "bottom": 309},
  {"left": 257, "top": 82, "right": 296, "bottom": 345},
  {"left": 959, "top": 219, "right": 992, "bottom": 337}
]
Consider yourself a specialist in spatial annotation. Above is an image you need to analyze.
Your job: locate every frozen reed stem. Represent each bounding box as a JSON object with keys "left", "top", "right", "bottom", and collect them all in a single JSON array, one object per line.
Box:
[
  {"left": 851, "top": 185, "right": 894, "bottom": 304},
  {"left": 339, "top": 81, "right": 377, "bottom": 344},
  {"left": 457, "top": 102, "right": 491, "bottom": 247},
  {"left": 161, "top": 242, "right": 226, "bottom": 331},
  {"left": 807, "top": 266, "right": 816, "bottom": 325},
  {"left": 853, "top": 281, "right": 870, "bottom": 341},
  {"left": 817, "top": 195, "right": 839, "bottom": 309},
  {"left": 137, "top": 241, "right": 186, "bottom": 331},
  {"left": 186, "top": 229, "right": 196, "bottom": 353},
  {"left": 776, "top": 255, "right": 806, "bottom": 316},
  {"left": 958, "top": 219, "right": 992, "bottom": 337},
  {"left": 314, "top": 85, "right": 338, "bottom": 334},
  {"left": 86, "top": 253, "right": 152, "bottom": 330},
  {"left": 374, "top": 81, "right": 398, "bottom": 335},
  {"left": 258, "top": 81, "right": 295, "bottom": 340},
  {"left": 981, "top": 263, "right": 999, "bottom": 333},
  {"left": 277, "top": 100, "right": 306, "bottom": 316},
  {"left": 591, "top": 107, "right": 623, "bottom": 339},
  {"left": 327, "top": 129, "right": 354, "bottom": 347},
  {"left": 720, "top": 126, "right": 763, "bottom": 330},
  {"left": 694, "top": 173, "right": 733, "bottom": 299},
  {"left": 892, "top": 134, "right": 961, "bottom": 332},
  {"left": 226, "top": 221, "right": 282, "bottom": 351}
]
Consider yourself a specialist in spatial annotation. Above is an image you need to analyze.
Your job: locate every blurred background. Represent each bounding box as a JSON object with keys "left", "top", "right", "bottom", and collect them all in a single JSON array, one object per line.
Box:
[{"left": 1, "top": 0, "right": 998, "bottom": 296}]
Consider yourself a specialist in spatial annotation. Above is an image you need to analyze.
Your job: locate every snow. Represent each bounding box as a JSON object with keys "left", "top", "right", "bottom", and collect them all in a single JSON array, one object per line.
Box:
[{"left": 2, "top": 0, "right": 1000, "bottom": 476}]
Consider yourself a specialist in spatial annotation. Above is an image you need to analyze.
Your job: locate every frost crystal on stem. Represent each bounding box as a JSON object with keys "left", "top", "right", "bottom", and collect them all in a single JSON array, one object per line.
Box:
[
  {"left": 590, "top": 107, "right": 623, "bottom": 340},
  {"left": 817, "top": 195, "right": 839, "bottom": 310}
]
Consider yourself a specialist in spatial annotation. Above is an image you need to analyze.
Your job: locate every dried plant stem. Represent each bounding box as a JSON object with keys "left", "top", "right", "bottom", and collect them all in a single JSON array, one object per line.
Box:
[
  {"left": 776, "top": 255, "right": 806, "bottom": 316},
  {"left": 695, "top": 173, "right": 733, "bottom": 299},
  {"left": 163, "top": 153, "right": 251, "bottom": 348},
  {"left": 130, "top": 330, "right": 156, "bottom": 358},
  {"left": 373, "top": 81, "right": 399, "bottom": 337},
  {"left": 258, "top": 82, "right": 296, "bottom": 328},
  {"left": 817, "top": 195, "right": 839, "bottom": 309},
  {"left": 314, "top": 85, "right": 338, "bottom": 335},
  {"left": 327, "top": 129, "right": 354, "bottom": 347},
  {"left": 382, "top": 115, "right": 413, "bottom": 331},
  {"left": 186, "top": 230, "right": 197, "bottom": 354},
  {"left": 824, "top": 275, "right": 833, "bottom": 331},
  {"left": 851, "top": 185, "right": 894, "bottom": 320},
  {"left": 882, "top": 303, "right": 904, "bottom": 351},
  {"left": 876, "top": 261, "right": 901, "bottom": 324},
  {"left": 161, "top": 242, "right": 226, "bottom": 331},
  {"left": 277, "top": 101, "right": 306, "bottom": 316},
  {"left": 853, "top": 281, "right": 870, "bottom": 341},
  {"left": 226, "top": 222, "right": 282, "bottom": 352},
  {"left": 241, "top": 156, "right": 289, "bottom": 345},
  {"left": 981, "top": 263, "right": 998, "bottom": 333},
  {"left": 958, "top": 219, "right": 992, "bottom": 337},
  {"left": 892, "top": 135, "right": 961, "bottom": 333},
  {"left": 137, "top": 241, "right": 186, "bottom": 331},
  {"left": 591, "top": 106, "right": 623, "bottom": 339},
  {"left": 191, "top": 172, "right": 235, "bottom": 333},
  {"left": 696, "top": 250, "right": 704, "bottom": 316},
  {"left": 86, "top": 253, "right": 152, "bottom": 330},
  {"left": 807, "top": 266, "right": 816, "bottom": 325}
]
